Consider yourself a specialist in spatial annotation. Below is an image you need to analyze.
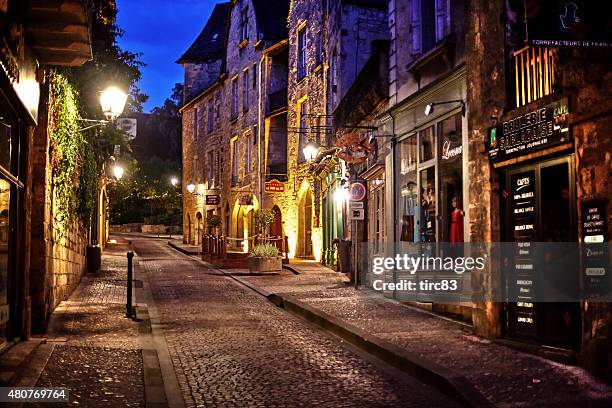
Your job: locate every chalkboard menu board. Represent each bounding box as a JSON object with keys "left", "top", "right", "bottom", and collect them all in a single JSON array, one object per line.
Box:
[
  {"left": 582, "top": 200, "right": 609, "bottom": 296},
  {"left": 510, "top": 171, "right": 537, "bottom": 337}
]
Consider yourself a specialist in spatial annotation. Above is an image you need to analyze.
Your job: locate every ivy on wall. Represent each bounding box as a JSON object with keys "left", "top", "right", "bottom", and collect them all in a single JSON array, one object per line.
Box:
[{"left": 48, "top": 70, "right": 97, "bottom": 238}]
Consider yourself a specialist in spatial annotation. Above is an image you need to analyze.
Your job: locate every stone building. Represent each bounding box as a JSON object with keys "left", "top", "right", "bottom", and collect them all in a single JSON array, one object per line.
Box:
[
  {"left": 466, "top": 0, "right": 612, "bottom": 377},
  {"left": 179, "top": 0, "right": 290, "bottom": 250},
  {"left": 0, "top": 0, "right": 95, "bottom": 346},
  {"left": 283, "top": 0, "right": 388, "bottom": 263}
]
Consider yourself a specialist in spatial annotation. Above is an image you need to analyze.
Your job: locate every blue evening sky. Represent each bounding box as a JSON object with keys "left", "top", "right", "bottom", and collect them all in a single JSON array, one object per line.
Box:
[{"left": 116, "top": 0, "right": 217, "bottom": 112}]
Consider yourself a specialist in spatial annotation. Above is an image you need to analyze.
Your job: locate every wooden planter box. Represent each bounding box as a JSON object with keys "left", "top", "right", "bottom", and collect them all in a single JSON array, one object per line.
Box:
[{"left": 248, "top": 257, "right": 282, "bottom": 273}]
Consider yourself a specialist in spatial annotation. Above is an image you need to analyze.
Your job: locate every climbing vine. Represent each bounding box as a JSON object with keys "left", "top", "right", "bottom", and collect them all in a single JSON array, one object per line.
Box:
[{"left": 48, "top": 70, "right": 98, "bottom": 238}]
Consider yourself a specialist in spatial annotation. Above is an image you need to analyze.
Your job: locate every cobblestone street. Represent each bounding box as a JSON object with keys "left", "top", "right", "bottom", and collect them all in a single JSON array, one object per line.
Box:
[{"left": 133, "top": 237, "right": 459, "bottom": 408}]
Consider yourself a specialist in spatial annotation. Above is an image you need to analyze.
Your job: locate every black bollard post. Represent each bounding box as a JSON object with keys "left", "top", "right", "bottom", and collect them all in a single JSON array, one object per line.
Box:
[{"left": 126, "top": 251, "right": 135, "bottom": 318}]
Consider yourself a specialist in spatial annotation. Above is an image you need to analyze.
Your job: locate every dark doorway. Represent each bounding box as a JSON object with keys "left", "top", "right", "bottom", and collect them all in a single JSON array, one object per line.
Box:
[
  {"left": 270, "top": 206, "right": 282, "bottom": 238},
  {"left": 502, "top": 155, "right": 580, "bottom": 349}
]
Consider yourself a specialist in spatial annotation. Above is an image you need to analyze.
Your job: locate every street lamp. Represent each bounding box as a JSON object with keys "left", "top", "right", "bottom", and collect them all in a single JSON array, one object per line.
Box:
[
  {"left": 170, "top": 177, "right": 179, "bottom": 187},
  {"left": 78, "top": 86, "right": 129, "bottom": 132},
  {"left": 113, "top": 164, "right": 124, "bottom": 180},
  {"left": 100, "top": 86, "right": 129, "bottom": 121},
  {"left": 186, "top": 182, "right": 196, "bottom": 194},
  {"left": 334, "top": 186, "right": 350, "bottom": 205},
  {"left": 302, "top": 141, "right": 320, "bottom": 163},
  {"left": 424, "top": 100, "right": 466, "bottom": 117}
]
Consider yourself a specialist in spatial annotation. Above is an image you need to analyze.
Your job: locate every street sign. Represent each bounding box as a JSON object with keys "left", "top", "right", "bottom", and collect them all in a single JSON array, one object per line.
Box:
[
  {"left": 206, "top": 194, "right": 220, "bottom": 205},
  {"left": 349, "top": 202, "right": 364, "bottom": 209},
  {"left": 349, "top": 209, "right": 365, "bottom": 220},
  {"left": 349, "top": 181, "right": 366, "bottom": 201},
  {"left": 264, "top": 179, "right": 285, "bottom": 193}
]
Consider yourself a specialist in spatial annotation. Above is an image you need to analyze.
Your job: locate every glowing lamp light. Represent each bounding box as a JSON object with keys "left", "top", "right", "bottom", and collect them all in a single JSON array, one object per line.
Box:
[
  {"left": 170, "top": 177, "right": 179, "bottom": 187},
  {"left": 334, "top": 187, "right": 350, "bottom": 205},
  {"left": 424, "top": 103, "right": 434, "bottom": 116},
  {"left": 113, "top": 165, "right": 124, "bottom": 180},
  {"left": 186, "top": 183, "right": 196, "bottom": 194},
  {"left": 100, "top": 86, "right": 128, "bottom": 120},
  {"left": 302, "top": 141, "right": 320, "bottom": 163}
]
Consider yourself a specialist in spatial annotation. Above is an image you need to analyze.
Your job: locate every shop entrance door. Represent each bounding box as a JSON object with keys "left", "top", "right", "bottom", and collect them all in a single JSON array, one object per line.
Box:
[{"left": 502, "top": 156, "right": 580, "bottom": 349}]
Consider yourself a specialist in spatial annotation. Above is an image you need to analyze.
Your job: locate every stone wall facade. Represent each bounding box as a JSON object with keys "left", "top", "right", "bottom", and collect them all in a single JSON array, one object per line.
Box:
[{"left": 466, "top": 0, "right": 612, "bottom": 376}]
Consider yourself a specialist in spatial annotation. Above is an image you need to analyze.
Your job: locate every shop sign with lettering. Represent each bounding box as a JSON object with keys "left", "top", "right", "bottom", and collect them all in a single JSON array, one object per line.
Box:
[
  {"left": 264, "top": 179, "right": 285, "bottom": 193},
  {"left": 488, "top": 98, "right": 569, "bottom": 162},
  {"left": 206, "top": 194, "right": 220, "bottom": 205}
]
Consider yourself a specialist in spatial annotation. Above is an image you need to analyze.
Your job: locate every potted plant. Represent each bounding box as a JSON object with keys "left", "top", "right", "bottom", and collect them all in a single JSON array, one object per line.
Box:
[
  {"left": 206, "top": 214, "right": 221, "bottom": 235},
  {"left": 249, "top": 242, "right": 282, "bottom": 273}
]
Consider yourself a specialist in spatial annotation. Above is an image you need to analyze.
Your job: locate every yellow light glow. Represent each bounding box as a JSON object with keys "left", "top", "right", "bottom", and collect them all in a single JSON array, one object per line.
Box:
[
  {"left": 113, "top": 165, "right": 124, "bottom": 180},
  {"left": 334, "top": 188, "right": 350, "bottom": 205},
  {"left": 100, "top": 86, "right": 128, "bottom": 120}
]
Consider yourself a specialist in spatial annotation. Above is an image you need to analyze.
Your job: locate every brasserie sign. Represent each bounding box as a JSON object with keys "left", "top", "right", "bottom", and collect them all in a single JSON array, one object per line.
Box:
[{"left": 488, "top": 98, "right": 569, "bottom": 162}]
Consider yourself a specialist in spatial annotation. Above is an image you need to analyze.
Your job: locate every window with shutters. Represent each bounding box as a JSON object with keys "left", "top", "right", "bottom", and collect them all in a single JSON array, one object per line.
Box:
[
  {"left": 193, "top": 108, "right": 199, "bottom": 141},
  {"left": 411, "top": 0, "right": 447, "bottom": 55},
  {"left": 207, "top": 151, "right": 215, "bottom": 188},
  {"left": 297, "top": 26, "right": 307, "bottom": 80},
  {"left": 243, "top": 70, "right": 249, "bottom": 112},
  {"left": 231, "top": 78, "right": 238, "bottom": 119},
  {"left": 207, "top": 99, "right": 214, "bottom": 133}
]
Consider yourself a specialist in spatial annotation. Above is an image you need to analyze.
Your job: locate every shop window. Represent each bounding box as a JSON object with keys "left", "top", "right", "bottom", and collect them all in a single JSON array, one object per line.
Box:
[
  {"left": 419, "top": 126, "right": 435, "bottom": 162},
  {"left": 0, "top": 177, "right": 9, "bottom": 344},
  {"left": 397, "top": 136, "right": 418, "bottom": 242},
  {"left": 369, "top": 175, "right": 385, "bottom": 254},
  {"left": 438, "top": 114, "right": 464, "bottom": 243},
  {"left": 420, "top": 167, "right": 436, "bottom": 242}
]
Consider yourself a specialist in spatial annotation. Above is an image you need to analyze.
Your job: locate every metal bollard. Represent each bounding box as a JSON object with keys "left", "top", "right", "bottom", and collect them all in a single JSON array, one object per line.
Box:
[{"left": 126, "top": 251, "right": 136, "bottom": 318}]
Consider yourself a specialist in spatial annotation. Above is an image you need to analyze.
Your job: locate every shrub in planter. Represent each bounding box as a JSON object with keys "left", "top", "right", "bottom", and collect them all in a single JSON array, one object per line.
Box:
[{"left": 249, "top": 243, "right": 282, "bottom": 273}]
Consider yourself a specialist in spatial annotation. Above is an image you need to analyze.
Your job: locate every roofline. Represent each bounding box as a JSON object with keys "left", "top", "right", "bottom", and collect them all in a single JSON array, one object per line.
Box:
[{"left": 179, "top": 74, "right": 226, "bottom": 113}]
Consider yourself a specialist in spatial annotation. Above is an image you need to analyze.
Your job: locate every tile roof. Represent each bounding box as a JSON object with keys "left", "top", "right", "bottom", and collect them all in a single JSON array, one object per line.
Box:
[{"left": 176, "top": 3, "right": 231, "bottom": 64}]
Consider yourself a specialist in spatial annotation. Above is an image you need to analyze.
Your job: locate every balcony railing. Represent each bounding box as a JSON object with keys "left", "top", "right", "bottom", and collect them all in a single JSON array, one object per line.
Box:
[
  {"left": 513, "top": 46, "right": 556, "bottom": 108},
  {"left": 267, "top": 88, "right": 287, "bottom": 113}
]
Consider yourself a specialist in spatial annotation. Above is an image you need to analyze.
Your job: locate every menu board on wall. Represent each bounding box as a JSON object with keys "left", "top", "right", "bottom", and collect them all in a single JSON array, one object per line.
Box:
[
  {"left": 510, "top": 171, "right": 537, "bottom": 337},
  {"left": 582, "top": 200, "right": 609, "bottom": 296},
  {"left": 488, "top": 98, "right": 569, "bottom": 162}
]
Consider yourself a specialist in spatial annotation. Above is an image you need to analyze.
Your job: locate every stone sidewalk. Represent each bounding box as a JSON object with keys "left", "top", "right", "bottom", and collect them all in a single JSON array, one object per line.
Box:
[
  {"left": 15, "top": 242, "right": 173, "bottom": 408},
  {"left": 222, "top": 262, "right": 612, "bottom": 408}
]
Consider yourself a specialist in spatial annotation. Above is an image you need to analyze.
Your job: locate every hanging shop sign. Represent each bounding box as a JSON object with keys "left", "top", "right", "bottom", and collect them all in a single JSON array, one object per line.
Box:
[
  {"left": 239, "top": 194, "right": 253, "bottom": 206},
  {"left": 264, "top": 179, "right": 285, "bottom": 193},
  {"left": 206, "top": 194, "right": 220, "bottom": 205},
  {"left": 488, "top": 98, "right": 569, "bottom": 162},
  {"left": 522, "top": 1, "right": 612, "bottom": 48},
  {"left": 335, "top": 133, "right": 373, "bottom": 164},
  {"left": 349, "top": 181, "right": 366, "bottom": 201}
]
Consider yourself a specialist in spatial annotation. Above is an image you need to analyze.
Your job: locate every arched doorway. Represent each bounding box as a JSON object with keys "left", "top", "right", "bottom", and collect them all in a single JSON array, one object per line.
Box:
[
  {"left": 195, "top": 212, "right": 203, "bottom": 245},
  {"left": 298, "top": 189, "right": 313, "bottom": 258},
  {"left": 270, "top": 206, "right": 282, "bottom": 238}
]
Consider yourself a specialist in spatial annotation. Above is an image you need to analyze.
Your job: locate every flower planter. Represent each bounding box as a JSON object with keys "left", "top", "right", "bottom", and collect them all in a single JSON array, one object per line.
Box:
[{"left": 248, "top": 256, "right": 282, "bottom": 273}]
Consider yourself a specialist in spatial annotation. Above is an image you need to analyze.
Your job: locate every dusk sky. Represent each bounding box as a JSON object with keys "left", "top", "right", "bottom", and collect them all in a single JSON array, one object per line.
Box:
[{"left": 116, "top": 0, "right": 217, "bottom": 112}]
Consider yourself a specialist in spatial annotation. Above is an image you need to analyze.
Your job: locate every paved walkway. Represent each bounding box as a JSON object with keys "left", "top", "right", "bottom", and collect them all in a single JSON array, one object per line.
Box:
[
  {"left": 133, "top": 237, "right": 459, "bottom": 408},
  {"left": 23, "top": 242, "right": 172, "bottom": 408},
  {"left": 236, "top": 266, "right": 612, "bottom": 408}
]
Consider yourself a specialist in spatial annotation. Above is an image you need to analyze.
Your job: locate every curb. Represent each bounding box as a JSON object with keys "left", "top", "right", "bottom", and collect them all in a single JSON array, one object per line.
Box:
[
  {"left": 166, "top": 242, "right": 494, "bottom": 408},
  {"left": 167, "top": 241, "right": 201, "bottom": 256}
]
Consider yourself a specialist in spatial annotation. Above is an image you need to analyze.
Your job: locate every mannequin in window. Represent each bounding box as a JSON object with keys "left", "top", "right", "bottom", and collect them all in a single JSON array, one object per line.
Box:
[{"left": 449, "top": 196, "right": 464, "bottom": 243}]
